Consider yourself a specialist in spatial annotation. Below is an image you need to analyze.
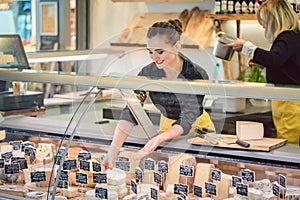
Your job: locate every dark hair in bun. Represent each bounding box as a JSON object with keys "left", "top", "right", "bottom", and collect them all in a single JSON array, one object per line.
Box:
[{"left": 147, "top": 19, "right": 183, "bottom": 45}]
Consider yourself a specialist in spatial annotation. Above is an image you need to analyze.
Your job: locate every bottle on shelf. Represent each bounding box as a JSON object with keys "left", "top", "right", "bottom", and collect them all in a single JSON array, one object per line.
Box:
[
  {"left": 248, "top": 0, "right": 255, "bottom": 14},
  {"left": 241, "top": 0, "right": 249, "bottom": 14},
  {"left": 228, "top": 0, "right": 235, "bottom": 13},
  {"left": 221, "top": 0, "right": 228, "bottom": 14},
  {"left": 254, "top": 0, "right": 260, "bottom": 13},
  {"left": 215, "top": 0, "right": 221, "bottom": 14},
  {"left": 235, "top": 0, "right": 242, "bottom": 14}
]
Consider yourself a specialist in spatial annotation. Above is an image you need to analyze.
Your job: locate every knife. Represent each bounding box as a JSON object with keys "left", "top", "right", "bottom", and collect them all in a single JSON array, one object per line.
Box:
[{"left": 195, "top": 128, "right": 250, "bottom": 148}]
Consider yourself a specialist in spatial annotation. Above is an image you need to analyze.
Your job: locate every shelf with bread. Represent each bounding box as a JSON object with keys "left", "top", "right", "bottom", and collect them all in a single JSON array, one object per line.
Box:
[
  {"left": 111, "top": 7, "right": 215, "bottom": 50},
  {"left": 207, "top": 13, "right": 300, "bottom": 21},
  {"left": 112, "top": 0, "right": 204, "bottom": 2}
]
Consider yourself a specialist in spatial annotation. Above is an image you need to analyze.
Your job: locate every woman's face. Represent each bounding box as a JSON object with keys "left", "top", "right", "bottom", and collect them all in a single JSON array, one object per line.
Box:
[{"left": 146, "top": 35, "right": 178, "bottom": 69}]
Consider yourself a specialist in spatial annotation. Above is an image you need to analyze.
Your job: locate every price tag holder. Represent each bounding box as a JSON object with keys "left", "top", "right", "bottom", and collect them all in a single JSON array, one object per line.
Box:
[
  {"left": 241, "top": 169, "right": 255, "bottom": 183},
  {"left": 118, "top": 156, "right": 129, "bottom": 162},
  {"left": 115, "top": 161, "right": 130, "bottom": 172},
  {"left": 179, "top": 164, "right": 194, "bottom": 177},
  {"left": 131, "top": 179, "right": 137, "bottom": 194},
  {"left": 24, "top": 146, "right": 36, "bottom": 156},
  {"left": 193, "top": 184, "right": 202, "bottom": 198},
  {"left": 232, "top": 175, "right": 242, "bottom": 187},
  {"left": 174, "top": 183, "right": 188, "bottom": 196},
  {"left": 205, "top": 182, "right": 217, "bottom": 196},
  {"left": 154, "top": 172, "right": 162, "bottom": 185},
  {"left": 93, "top": 173, "right": 107, "bottom": 184},
  {"left": 236, "top": 183, "right": 248, "bottom": 196},
  {"left": 21, "top": 141, "right": 34, "bottom": 152},
  {"left": 279, "top": 174, "right": 286, "bottom": 188},
  {"left": 4, "top": 163, "right": 20, "bottom": 174},
  {"left": 57, "top": 180, "right": 68, "bottom": 189},
  {"left": 80, "top": 160, "right": 90, "bottom": 171},
  {"left": 9, "top": 140, "right": 22, "bottom": 151},
  {"left": 77, "top": 151, "right": 91, "bottom": 161},
  {"left": 63, "top": 159, "right": 77, "bottom": 171},
  {"left": 76, "top": 172, "right": 88, "bottom": 184},
  {"left": 92, "top": 161, "right": 101, "bottom": 172},
  {"left": 211, "top": 168, "right": 221, "bottom": 181},
  {"left": 0, "top": 159, "right": 4, "bottom": 168},
  {"left": 31, "top": 171, "right": 46, "bottom": 182},
  {"left": 150, "top": 187, "right": 158, "bottom": 200},
  {"left": 272, "top": 182, "right": 283, "bottom": 198},
  {"left": 144, "top": 158, "right": 155, "bottom": 171},
  {"left": 158, "top": 160, "right": 168, "bottom": 173},
  {"left": 135, "top": 167, "right": 143, "bottom": 182}
]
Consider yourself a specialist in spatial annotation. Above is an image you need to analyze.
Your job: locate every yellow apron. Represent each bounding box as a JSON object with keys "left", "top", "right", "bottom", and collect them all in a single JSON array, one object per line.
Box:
[
  {"left": 272, "top": 100, "right": 300, "bottom": 145},
  {"left": 158, "top": 110, "right": 215, "bottom": 135}
]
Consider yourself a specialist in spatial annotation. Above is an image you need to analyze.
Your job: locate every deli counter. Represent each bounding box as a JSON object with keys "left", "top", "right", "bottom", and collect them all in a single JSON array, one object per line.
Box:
[{"left": 0, "top": 70, "right": 300, "bottom": 199}]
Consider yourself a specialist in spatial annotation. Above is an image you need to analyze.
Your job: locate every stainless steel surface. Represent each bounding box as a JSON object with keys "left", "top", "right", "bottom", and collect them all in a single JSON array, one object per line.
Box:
[
  {"left": 1, "top": 70, "right": 300, "bottom": 101},
  {"left": 213, "top": 32, "right": 235, "bottom": 61}
]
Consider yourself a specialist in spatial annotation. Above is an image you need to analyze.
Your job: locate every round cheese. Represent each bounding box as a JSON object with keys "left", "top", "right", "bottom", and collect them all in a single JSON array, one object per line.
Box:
[{"left": 106, "top": 168, "right": 126, "bottom": 186}]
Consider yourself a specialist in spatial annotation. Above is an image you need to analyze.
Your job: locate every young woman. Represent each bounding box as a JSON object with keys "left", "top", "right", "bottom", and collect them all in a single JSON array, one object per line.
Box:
[
  {"left": 103, "top": 19, "right": 215, "bottom": 170},
  {"left": 226, "top": 0, "right": 300, "bottom": 145}
]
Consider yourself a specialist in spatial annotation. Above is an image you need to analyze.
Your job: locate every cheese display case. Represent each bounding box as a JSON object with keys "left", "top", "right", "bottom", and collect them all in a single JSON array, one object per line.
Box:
[{"left": 0, "top": 70, "right": 300, "bottom": 199}]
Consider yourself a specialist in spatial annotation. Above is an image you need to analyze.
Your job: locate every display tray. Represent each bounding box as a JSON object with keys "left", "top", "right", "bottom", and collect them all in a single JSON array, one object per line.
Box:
[{"left": 188, "top": 135, "right": 287, "bottom": 152}]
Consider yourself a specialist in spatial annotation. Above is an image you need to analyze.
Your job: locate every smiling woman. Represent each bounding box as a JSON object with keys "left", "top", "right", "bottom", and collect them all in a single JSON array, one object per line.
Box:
[{"left": 103, "top": 19, "right": 215, "bottom": 170}]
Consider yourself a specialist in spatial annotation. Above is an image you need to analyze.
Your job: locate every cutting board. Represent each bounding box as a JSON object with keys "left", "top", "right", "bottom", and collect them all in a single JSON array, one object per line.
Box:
[{"left": 188, "top": 135, "right": 287, "bottom": 151}]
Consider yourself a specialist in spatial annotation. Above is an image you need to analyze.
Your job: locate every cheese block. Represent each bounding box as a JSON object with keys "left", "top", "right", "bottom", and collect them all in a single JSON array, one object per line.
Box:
[
  {"left": 248, "top": 187, "right": 264, "bottom": 199},
  {"left": 165, "top": 153, "right": 196, "bottom": 192},
  {"left": 159, "top": 192, "right": 177, "bottom": 200},
  {"left": 236, "top": 121, "right": 264, "bottom": 140},
  {"left": 32, "top": 164, "right": 58, "bottom": 187},
  {"left": 123, "top": 194, "right": 137, "bottom": 200},
  {"left": 262, "top": 192, "right": 277, "bottom": 200},
  {"left": 213, "top": 173, "right": 232, "bottom": 200},
  {"left": 26, "top": 191, "right": 47, "bottom": 199},
  {"left": 254, "top": 179, "right": 272, "bottom": 192},
  {"left": 0, "top": 185, "right": 28, "bottom": 197},
  {"left": 193, "top": 163, "right": 215, "bottom": 197},
  {"left": 61, "top": 187, "right": 78, "bottom": 198},
  {"left": 130, "top": 183, "right": 157, "bottom": 196},
  {"left": 85, "top": 189, "right": 118, "bottom": 200},
  {"left": 106, "top": 168, "right": 126, "bottom": 186},
  {"left": 34, "top": 143, "right": 55, "bottom": 164},
  {"left": 96, "top": 183, "right": 128, "bottom": 198}
]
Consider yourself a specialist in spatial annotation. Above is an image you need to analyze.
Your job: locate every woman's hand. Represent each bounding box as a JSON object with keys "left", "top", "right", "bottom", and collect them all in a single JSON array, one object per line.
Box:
[
  {"left": 225, "top": 38, "right": 246, "bottom": 52},
  {"left": 248, "top": 59, "right": 265, "bottom": 69},
  {"left": 102, "top": 144, "right": 121, "bottom": 171},
  {"left": 135, "top": 136, "right": 162, "bottom": 160}
]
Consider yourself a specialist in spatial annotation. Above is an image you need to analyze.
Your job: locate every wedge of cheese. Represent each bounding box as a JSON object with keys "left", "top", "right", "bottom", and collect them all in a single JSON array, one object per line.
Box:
[{"left": 236, "top": 121, "right": 264, "bottom": 140}]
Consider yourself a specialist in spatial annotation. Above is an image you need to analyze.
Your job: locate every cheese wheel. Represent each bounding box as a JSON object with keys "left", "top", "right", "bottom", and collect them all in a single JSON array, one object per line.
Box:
[{"left": 106, "top": 168, "right": 126, "bottom": 186}]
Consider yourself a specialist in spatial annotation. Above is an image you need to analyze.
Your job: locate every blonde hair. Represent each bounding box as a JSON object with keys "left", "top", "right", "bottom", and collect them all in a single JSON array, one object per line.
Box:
[{"left": 257, "top": 0, "right": 300, "bottom": 42}]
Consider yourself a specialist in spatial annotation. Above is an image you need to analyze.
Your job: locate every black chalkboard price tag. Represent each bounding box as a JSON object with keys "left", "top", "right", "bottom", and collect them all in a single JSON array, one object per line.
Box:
[
  {"left": 59, "top": 170, "right": 69, "bottom": 181},
  {"left": 30, "top": 171, "right": 46, "bottom": 182},
  {"left": 232, "top": 175, "right": 242, "bottom": 187},
  {"left": 1, "top": 152, "right": 13, "bottom": 162},
  {"left": 95, "top": 187, "right": 108, "bottom": 199},
  {"left": 211, "top": 168, "right": 221, "bottom": 181},
  {"left": 92, "top": 161, "right": 101, "bottom": 172},
  {"left": 11, "top": 157, "right": 28, "bottom": 170},
  {"left": 63, "top": 159, "right": 77, "bottom": 171},
  {"left": 9, "top": 140, "right": 22, "bottom": 151},
  {"left": 177, "top": 195, "right": 185, "bottom": 200},
  {"left": 135, "top": 167, "right": 143, "bottom": 182},
  {"left": 115, "top": 161, "right": 130, "bottom": 172},
  {"left": 57, "top": 179, "right": 68, "bottom": 189},
  {"left": 272, "top": 182, "right": 280, "bottom": 197},
  {"left": 54, "top": 155, "right": 62, "bottom": 165},
  {"left": 21, "top": 141, "right": 34, "bottom": 152},
  {"left": 193, "top": 184, "right": 202, "bottom": 197},
  {"left": 174, "top": 184, "right": 188, "bottom": 196},
  {"left": 80, "top": 160, "right": 90, "bottom": 171},
  {"left": 131, "top": 179, "right": 137, "bottom": 194},
  {"left": 144, "top": 158, "right": 155, "bottom": 171},
  {"left": 77, "top": 151, "right": 91, "bottom": 161},
  {"left": 279, "top": 174, "right": 286, "bottom": 188},
  {"left": 4, "top": 163, "right": 20, "bottom": 174},
  {"left": 76, "top": 172, "right": 88, "bottom": 184},
  {"left": 154, "top": 172, "right": 162, "bottom": 185},
  {"left": 205, "top": 182, "right": 217, "bottom": 196},
  {"left": 118, "top": 156, "right": 129, "bottom": 162},
  {"left": 93, "top": 173, "right": 107, "bottom": 184},
  {"left": 158, "top": 160, "right": 168, "bottom": 173},
  {"left": 24, "top": 146, "right": 36, "bottom": 156},
  {"left": 151, "top": 187, "right": 158, "bottom": 200},
  {"left": 179, "top": 164, "right": 194, "bottom": 177},
  {"left": 0, "top": 159, "right": 4, "bottom": 168},
  {"left": 241, "top": 169, "right": 255, "bottom": 183},
  {"left": 236, "top": 183, "right": 248, "bottom": 196}
]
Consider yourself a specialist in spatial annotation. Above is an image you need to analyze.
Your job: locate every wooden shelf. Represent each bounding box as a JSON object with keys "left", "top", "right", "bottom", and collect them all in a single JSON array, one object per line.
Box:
[
  {"left": 208, "top": 13, "right": 300, "bottom": 21},
  {"left": 112, "top": 0, "right": 203, "bottom": 2}
]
